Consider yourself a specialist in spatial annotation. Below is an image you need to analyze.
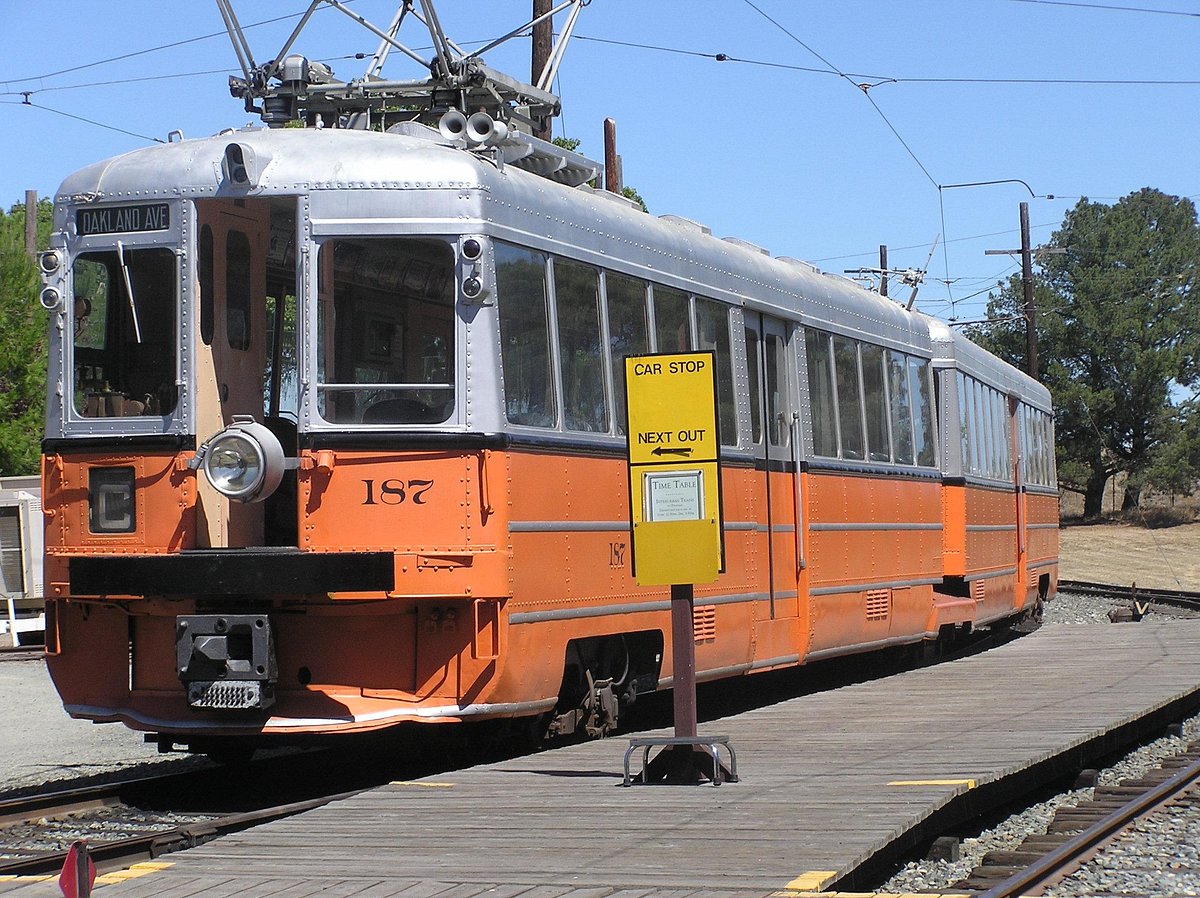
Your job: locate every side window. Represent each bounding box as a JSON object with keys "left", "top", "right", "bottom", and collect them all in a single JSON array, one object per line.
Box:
[
  {"left": 199, "top": 225, "right": 214, "bottom": 346},
  {"left": 958, "top": 372, "right": 971, "bottom": 475},
  {"left": 696, "top": 298, "right": 736, "bottom": 446},
  {"left": 806, "top": 330, "right": 837, "bottom": 457},
  {"left": 554, "top": 260, "right": 607, "bottom": 432},
  {"left": 495, "top": 243, "right": 556, "bottom": 427},
  {"left": 910, "top": 357, "right": 936, "bottom": 467},
  {"left": 973, "top": 380, "right": 987, "bottom": 475},
  {"left": 1020, "top": 405, "right": 1031, "bottom": 482},
  {"left": 605, "top": 272, "right": 649, "bottom": 435},
  {"left": 861, "top": 343, "right": 890, "bottom": 463},
  {"left": 315, "top": 237, "right": 456, "bottom": 425},
  {"left": 997, "top": 390, "right": 1011, "bottom": 479},
  {"left": 766, "top": 333, "right": 789, "bottom": 448},
  {"left": 887, "top": 350, "right": 914, "bottom": 465},
  {"left": 833, "top": 337, "right": 864, "bottom": 460},
  {"left": 652, "top": 285, "right": 690, "bottom": 352},
  {"left": 746, "top": 328, "right": 763, "bottom": 444},
  {"left": 226, "top": 229, "right": 251, "bottom": 351}
]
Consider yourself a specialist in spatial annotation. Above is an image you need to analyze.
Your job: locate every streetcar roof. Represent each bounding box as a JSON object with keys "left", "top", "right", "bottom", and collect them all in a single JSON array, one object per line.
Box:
[{"left": 54, "top": 123, "right": 1044, "bottom": 399}]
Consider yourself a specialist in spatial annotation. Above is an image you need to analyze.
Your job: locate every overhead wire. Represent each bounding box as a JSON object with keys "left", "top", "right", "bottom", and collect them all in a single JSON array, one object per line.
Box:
[
  {"left": 20, "top": 99, "right": 165, "bottom": 144},
  {"left": 3, "top": 10, "right": 313, "bottom": 86},
  {"left": 569, "top": 35, "right": 1200, "bottom": 88},
  {"left": 6, "top": 3, "right": 1192, "bottom": 318},
  {"left": 1005, "top": 0, "right": 1200, "bottom": 18}
]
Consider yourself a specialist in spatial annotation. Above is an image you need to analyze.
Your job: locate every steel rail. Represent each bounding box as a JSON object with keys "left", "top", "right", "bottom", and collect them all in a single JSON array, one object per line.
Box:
[
  {"left": 0, "top": 780, "right": 129, "bottom": 828},
  {"left": 0, "top": 788, "right": 361, "bottom": 877},
  {"left": 1058, "top": 579, "right": 1200, "bottom": 610},
  {"left": 977, "top": 755, "right": 1200, "bottom": 898}
]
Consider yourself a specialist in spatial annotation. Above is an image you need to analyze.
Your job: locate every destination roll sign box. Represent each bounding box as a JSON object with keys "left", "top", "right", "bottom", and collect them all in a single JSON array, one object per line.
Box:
[
  {"left": 76, "top": 203, "right": 171, "bottom": 236},
  {"left": 624, "top": 351, "right": 724, "bottom": 585}
]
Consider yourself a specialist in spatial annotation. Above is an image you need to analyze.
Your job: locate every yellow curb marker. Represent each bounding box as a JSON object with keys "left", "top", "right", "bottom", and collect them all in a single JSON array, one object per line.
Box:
[
  {"left": 887, "top": 778, "right": 977, "bottom": 789},
  {"left": 780, "top": 870, "right": 838, "bottom": 891},
  {"left": 96, "top": 861, "right": 175, "bottom": 884},
  {"left": 389, "top": 780, "right": 456, "bottom": 788}
]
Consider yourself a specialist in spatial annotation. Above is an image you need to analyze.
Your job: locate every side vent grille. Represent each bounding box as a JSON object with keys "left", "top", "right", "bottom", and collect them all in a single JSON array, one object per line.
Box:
[
  {"left": 865, "top": 589, "right": 891, "bottom": 622},
  {"left": 693, "top": 604, "right": 717, "bottom": 643},
  {"left": 972, "top": 580, "right": 986, "bottom": 602},
  {"left": 1029, "top": 570, "right": 1039, "bottom": 590}
]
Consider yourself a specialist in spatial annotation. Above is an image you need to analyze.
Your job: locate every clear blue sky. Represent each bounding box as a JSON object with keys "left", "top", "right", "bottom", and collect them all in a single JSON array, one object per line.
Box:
[{"left": 3, "top": 1, "right": 1197, "bottom": 324}]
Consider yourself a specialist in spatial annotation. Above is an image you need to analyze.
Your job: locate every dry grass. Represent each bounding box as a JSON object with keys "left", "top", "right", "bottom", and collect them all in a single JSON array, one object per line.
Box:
[{"left": 1059, "top": 521, "right": 1200, "bottom": 590}]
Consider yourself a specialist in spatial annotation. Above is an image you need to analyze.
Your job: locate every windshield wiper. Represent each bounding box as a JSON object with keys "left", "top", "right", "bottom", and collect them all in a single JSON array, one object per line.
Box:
[{"left": 115, "top": 240, "right": 144, "bottom": 344}]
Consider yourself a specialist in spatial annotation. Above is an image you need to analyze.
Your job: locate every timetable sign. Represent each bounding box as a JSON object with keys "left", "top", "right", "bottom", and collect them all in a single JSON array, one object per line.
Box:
[
  {"left": 624, "top": 351, "right": 724, "bottom": 586},
  {"left": 643, "top": 470, "right": 704, "bottom": 522}
]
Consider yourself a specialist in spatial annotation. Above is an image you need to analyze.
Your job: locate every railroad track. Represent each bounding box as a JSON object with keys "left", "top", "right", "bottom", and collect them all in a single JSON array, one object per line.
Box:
[
  {"left": 0, "top": 787, "right": 355, "bottom": 878},
  {"left": 954, "top": 743, "right": 1200, "bottom": 896},
  {"left": 1059, "top": 579, "right": 1200, "bottom": 611}
]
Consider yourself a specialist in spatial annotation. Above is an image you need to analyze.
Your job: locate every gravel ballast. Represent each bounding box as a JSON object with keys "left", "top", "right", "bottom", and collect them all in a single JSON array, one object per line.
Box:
[{"left": 874, "top": 590, "right": 1200, "bottom": 895}]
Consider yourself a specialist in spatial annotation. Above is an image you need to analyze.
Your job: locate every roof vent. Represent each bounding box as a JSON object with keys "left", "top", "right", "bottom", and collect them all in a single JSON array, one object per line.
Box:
[
  {"left": 776, "top": 256, "right": 822, "bottom": 274},
  {"left": 723, "top": 237, "right": 770, "bottom": 256},
  {"left": 658, "top": 214, "right": 711, "bottom": 236}
]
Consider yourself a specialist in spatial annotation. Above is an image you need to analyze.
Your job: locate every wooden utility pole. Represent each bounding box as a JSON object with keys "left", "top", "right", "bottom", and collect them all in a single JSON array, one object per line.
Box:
[
  {"left": 531, "top": 0, "right": 553, "bottom": 141},
  {"left": 879, "top": 245, "right": 888, "bottom": 298},
  {"left": 985, "top": 201, "right": 1038, "bottom": 379},
  {"left": 1019, "top": 202, "right": 1037, "bottom": 378},
  {"left": 603, "top": 118, "right": 622, "bottom": 194},
  {"left": 25, "top": 190, "right": 38, "bottom": 258}
]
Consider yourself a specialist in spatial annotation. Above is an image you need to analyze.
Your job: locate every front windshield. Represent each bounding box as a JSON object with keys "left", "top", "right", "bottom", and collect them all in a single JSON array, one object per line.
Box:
[
  {"left": 316, "top": 237, "right": 455, "bottom": 425},
  {"left": 72, "top": 248, "right": 178, "bottom": 417}
]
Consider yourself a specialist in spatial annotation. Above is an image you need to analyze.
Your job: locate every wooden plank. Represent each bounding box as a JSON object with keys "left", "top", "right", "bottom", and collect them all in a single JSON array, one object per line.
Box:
[{"left": 77, "top": 622, "right": 1200, "bottom": 898}]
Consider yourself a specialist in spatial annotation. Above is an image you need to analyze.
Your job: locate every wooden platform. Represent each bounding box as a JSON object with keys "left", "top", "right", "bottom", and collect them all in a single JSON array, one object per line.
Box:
[{"left": 8, "top": 620, "right": 1200, "bottom": 898}]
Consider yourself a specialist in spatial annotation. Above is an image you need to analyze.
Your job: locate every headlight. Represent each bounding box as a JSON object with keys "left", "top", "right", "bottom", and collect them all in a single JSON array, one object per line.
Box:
[{"left": 199, "top": 418, "right": 285, "bottom": 503}]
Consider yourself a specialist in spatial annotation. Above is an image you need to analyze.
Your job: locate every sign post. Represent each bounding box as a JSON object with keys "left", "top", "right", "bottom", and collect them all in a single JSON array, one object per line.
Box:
[{"left": 622, "top": 351, "right": 736, "bottom": 784}]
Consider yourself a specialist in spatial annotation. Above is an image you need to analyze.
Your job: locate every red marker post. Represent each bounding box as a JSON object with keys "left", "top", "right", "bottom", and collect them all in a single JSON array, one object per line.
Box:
[{"left": 59, "top": 840, "right": 96, "bottom": 898}]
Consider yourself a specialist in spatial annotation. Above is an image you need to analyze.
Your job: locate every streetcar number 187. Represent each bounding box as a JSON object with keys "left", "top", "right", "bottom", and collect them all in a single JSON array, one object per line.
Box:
[{"left": 362, "top": 478, "right": 434, "bottom": 505}]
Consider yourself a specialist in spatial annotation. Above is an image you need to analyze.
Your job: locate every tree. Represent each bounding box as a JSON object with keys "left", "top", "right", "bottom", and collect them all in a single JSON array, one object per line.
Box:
[
  {"left": 0, "top": 200, "right": 51, "bottom": 476},
  {"left": 553, "top": 136, "right": 648, "bottom": 213},
  {"left": 970, "top": 189, "right": 1200, "bottom": 517}
]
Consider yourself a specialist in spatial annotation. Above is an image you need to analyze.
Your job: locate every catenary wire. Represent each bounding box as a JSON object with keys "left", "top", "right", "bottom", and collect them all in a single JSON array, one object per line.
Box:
[
  {"left": 1005, "top": 0, "right": 1200, "bottom": 18},
  {"left": 19, "top": 100, "right": 165, "bottom": 144}
]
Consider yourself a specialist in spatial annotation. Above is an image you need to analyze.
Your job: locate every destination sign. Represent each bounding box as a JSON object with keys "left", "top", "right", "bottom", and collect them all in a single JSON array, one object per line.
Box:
[{"left": 77, "top": 203, "right": 170, "bottom": 236}]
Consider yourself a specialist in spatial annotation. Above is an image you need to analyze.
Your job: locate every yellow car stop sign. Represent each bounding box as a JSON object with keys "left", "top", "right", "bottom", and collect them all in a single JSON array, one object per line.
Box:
[{"left": 624, "top": 351, "right": 725, "bottom": 586}]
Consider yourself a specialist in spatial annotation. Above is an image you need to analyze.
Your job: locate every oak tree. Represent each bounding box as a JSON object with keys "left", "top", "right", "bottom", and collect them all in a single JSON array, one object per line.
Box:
[{"left": 970, "top": 189, "right": 1200, "bottom": 517}]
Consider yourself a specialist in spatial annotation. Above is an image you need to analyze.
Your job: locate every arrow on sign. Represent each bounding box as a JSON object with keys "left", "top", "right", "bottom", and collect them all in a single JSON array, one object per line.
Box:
[{"left": 651, "top": 447, "right": 693, "bottom": 457}]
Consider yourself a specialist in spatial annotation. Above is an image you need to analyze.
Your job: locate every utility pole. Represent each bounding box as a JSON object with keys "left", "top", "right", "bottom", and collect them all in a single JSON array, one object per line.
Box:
[
  {"left": 879, "top": 245, "right": 888, "bottom": 298},
  {"left": 603, "top": 118, "right": 622, "bottom": 194},
  {"left": 25, "top": 190, "right": 38, "bottom": 258},
  {"left": 986, "top": 201, "right": 1038, "bottom": 379},
  {"left": 531, "top": 0, "right": 553, "bottom": 141}
]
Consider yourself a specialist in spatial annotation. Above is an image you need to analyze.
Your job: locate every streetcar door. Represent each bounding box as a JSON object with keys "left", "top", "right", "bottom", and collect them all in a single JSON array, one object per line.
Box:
[
  {"left": 194, "top": 198, "right": 296, "bottom": 548},
  {"left": 747, "top": 315, "right": 800, "bottom": 620}
]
